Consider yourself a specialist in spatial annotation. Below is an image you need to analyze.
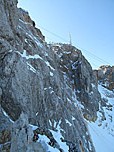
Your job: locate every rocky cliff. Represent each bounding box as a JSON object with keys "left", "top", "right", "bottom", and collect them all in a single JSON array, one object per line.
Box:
[
  {"left": 0, "top": 0, "right": 112, "bottom": 152},
  {"left": 94, "top": 65, "right": 114, "bottom": 91}
]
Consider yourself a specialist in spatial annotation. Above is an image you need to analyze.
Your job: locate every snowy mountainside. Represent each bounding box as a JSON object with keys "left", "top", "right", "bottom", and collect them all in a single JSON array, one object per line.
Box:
[{"left": 87, "top": 84, "right": 114, "bottom": 152}]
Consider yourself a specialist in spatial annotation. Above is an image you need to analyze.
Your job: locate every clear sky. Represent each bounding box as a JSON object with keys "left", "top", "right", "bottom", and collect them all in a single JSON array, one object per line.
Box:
[{"left": 18, "top": 0, "right": 114, "bottom": 69}]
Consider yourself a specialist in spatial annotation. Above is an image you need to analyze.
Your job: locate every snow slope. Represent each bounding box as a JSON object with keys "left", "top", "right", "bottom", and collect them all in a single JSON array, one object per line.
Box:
[
  {"left": 88, "top": 84, "right": 114, "bottom": 152},
  {"left": 30, "top": 120, "right": 69, "bottom": 152}
]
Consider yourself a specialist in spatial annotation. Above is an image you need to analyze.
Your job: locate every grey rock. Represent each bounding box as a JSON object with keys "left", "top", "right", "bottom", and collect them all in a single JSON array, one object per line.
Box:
[
  {"left": 0, "top": 88, "right": 2, "bottom": 96},
  {"left": 94, "top": 65, "right": 114, "bottom": 90},
  {"left": 10, "top": 113, "right": 45, "bottom": 152}
]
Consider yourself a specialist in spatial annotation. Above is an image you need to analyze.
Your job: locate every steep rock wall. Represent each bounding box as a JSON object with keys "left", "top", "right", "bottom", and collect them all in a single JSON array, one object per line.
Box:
[
  {"left": 0, "top": 0, "right": 102, "bottom": 151},
  {"left": 94, "top": 65, "right": 114, "bottom": 91}
]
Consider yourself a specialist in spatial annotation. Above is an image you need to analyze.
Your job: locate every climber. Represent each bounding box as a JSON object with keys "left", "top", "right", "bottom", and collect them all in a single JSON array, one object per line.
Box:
[{"left": 33, "top": 132, "right": 39, "bottom": 142}]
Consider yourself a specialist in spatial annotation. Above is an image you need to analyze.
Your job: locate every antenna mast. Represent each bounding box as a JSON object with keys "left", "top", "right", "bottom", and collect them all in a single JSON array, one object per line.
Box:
[{"left": 69, "top": 32, "right": 72, "bottom": 45}]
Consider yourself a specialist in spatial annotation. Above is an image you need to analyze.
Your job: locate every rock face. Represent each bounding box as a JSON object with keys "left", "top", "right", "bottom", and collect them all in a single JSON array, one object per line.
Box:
[
  {"left": 0, "top": 105, "right": 12, "bottom": 152},
  {"left": 10, "top": 113, "right": 45, "bottom": 152},
  {"left": 50, "top": 44, "right": 100, "bottom": 121},
  {"left": 0, "top": 0, "right": 104, "bottom": 152},
  {"left": 94, "top": 65, "right": 114, "bottom": 91}
]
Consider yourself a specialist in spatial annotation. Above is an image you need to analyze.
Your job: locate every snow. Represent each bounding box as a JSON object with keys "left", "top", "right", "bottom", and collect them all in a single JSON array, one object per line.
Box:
[
  {"left": 36, "top": 112, "right": 38, "bottom": 116},
  {"left": 91, "top": 83, "right": 96, "bottom": 88},
  {"left": 58, "top": 96, "right": 62, "bottom": 100},
  {"left": 65, "top": 119, "right": 72, "bottom": 126},
  {"left": 57, "top": 52, "right": 63, "bottom": 58},
  {"left": 88, "top": 121, "right": 114, "bottom": 152},
  {"left": 26, "top": 33, "right": 43, "bottom": 48},
  {"left": 71, "top": 90, "right": 84, "bottom": 110},
  {"left": 67, "top": 97, "right": 72, "bottom": 104},
  {"left": 19, "top": 19, "right": 26, "bottom": 24},
  {"left": 16, "top": 50, "right": 56, "bottom": 73},
  {"left": 50, "top": 72, "right": 54, "bottom": 76},
  {"left": 71, "top": 62, "right": 77, "bottom": 70},
  {"left": 38, "top": 135, "right": 59, "bottom": 152},
  {"left": 49, "top": 120, "right": 52, "bottom": 126},
  {"left": 29, "top": 124, "right": 38, "bottom": 130},
  {"left": 9, "top": 49, "right": 13, "bottom": 53},
  {"left": 25, "top": 39, "right": 28, "bottom": 43},
  {"left": 98, "top": 84, "right": 114, "bottom": 98},
  {"left": 30, "top": 121, "right": 68, "bottom": 152},
  {"left": 49, "top": 120, "right": 57, "bottom": 128},
  {"left": 63, "top": 51, "right": 71, "bottom": 54},
  {"left": 72, "top": 116, "right": 75, "bottom": 121},
  {"left": 30, "top": 123, "right": 55, "bottom": 152},
  {"left": 77, "top": 90, "right": 81, "bottom": 93},
  {"left": 63, "top": 65, "right": 68, "bottom": 69},
  {"left": 18, "top": 25, "right": 22, "bottom": 29},
  {"left": 18, "top": 19, "right": 44, "bottom": 48},
  {"left": 89, "top": 91, "right": 94, "bottom": 95},
  {"left": 44, "top": 52, "right": 48, "bottom": 57},
  {"left": 2, "top": 108, "right": 14, "bottom": 123},
  {"left": 88, "top": 141, "right": 92, "bottom": 151},
  {"left": 50, "top": 120, "right": 69, "bottom": 151},
  {"left": 50, "top": 90, "right": 54, "bottom": 94},
  {"left": 16, "top": 50, "right": 43, "bottom": 60},
  {"left": 45, "top": 61, "right": 55, "bottom": 71},
  {"left": 87, "top": 84, "right": 114, "bottom": 152},
  {"left": 33, "top": 35, "right": 43, "bottom": 48},
  {"left": 27, "top": 62, "right": 36, "bottom": 73}
]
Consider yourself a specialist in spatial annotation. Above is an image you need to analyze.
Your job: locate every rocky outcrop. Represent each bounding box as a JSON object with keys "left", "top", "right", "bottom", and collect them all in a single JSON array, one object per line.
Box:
[
  {"left": 10, "top": 113, "right": 45, "bottom": 152},
  {"left": 0, "top": 106, "right": 12, "bottom": 152},
  {"left": 0, "top": 0, "right": 104, "bottom": 151},
  {"left": 94, "top": 65, "right": 114, "bottom": 90},
  {"left": 0, "top": 0, "right": 18, "bottom": 40},
  {"left": 19, "top": 8, "right": 45, "bottom": 42},
  {"left": 18, "top": 8, "right": 45, "bottom": 42},
  {"left": 50, "top": 43, "right": 100, "bottom": 121}
]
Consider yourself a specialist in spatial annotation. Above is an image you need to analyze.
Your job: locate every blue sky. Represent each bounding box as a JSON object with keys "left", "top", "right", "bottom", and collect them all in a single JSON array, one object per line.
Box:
[{"left": 18, "top": 0, "right": 114, "bottom": 69}]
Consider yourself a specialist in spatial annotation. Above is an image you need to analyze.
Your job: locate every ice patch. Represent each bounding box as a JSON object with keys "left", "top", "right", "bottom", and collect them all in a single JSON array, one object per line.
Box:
[
  {"left": 29, "top": 124, "right": 38, "bottom": 130},
  {"left": 50, "top": 72, "right": 54, "bottom": 76},
  {"left": 36, "top": 112, "right": 38, "bottom": 116},
  {"left": 45, "top": 61, "right": 55, "bottom": 71},
  {"left": 67, "top": 97, "right": 72, "bottom": 104},
  {"left": 9, "top": 49, "right": 13, "bottom": 53},
  {"left": 50, "top": 90, "right": 54, "bottom": 94},
  {"left": 49, "top": 120, "right": 52, "bottom": 126},
  {"left": 27, "top": 62, "right": 36, "bottom": 73},
  {"left": 63, "top": 51, "right": 71, "bottom": 54},
  {"left": 16, "top": 50, "right": 43, "bottom": 60},
  {"left": 50, "top": 120, "right": 69, "bottom": 151},
  {"left": 72, "top": 116, "right": 75, "bottom": 121},
  {"left": 19, "top": 19, "right": 26, "bottom": 24},
  {"left": 91, "top": 83, "right": 96, "bottom": 88},
  {"left": 2, "top": 108, "right": 14, "bottom": 123},
  {"left": 65, "top": 119, "right": 72, "bottom": 126},
  {"left": 26, "top": 32, "right": 43, "bottom": 48}
]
